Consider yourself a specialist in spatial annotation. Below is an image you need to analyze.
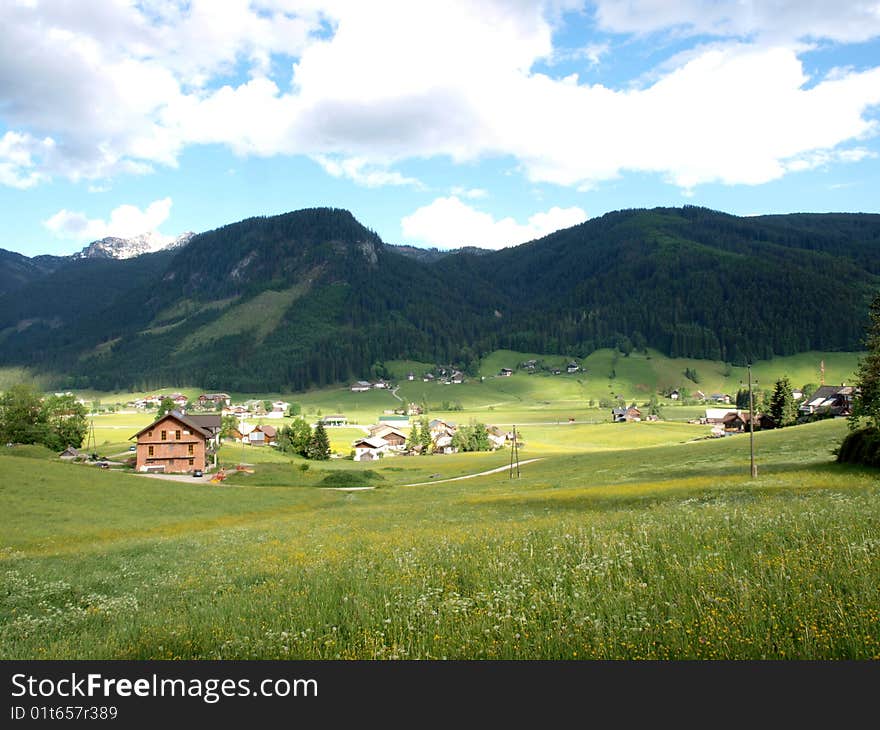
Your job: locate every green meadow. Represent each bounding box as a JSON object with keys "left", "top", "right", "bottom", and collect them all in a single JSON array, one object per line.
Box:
[{"left": 2, "top": 414, "right": 878, "bottom": 660}]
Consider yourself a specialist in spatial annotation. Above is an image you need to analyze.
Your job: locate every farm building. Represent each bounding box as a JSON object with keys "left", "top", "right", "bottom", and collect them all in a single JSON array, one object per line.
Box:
[
  {"left": 799, "top": 385, "right": 855, "bottom": 417},
  {"left": 352, "top": 436, "right": 389, "bottom": 461},
  {"left": 131, "top": 410, "right": 210, "bottom": 474}
]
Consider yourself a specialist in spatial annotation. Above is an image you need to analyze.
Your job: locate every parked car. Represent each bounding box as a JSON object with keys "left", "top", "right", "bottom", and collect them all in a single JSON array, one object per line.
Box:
[
  {"left": 192, "top": 469, "right": 203, "bottom": 478},
  {"left": 128, "top": 445, "right": 136, "bottom": 451}
]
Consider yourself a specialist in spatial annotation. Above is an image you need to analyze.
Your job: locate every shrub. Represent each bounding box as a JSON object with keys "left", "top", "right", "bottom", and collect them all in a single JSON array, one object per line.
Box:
[
  {"left": 317, "top": 470, "right": 385, "bottom": 488},
  {"left": 836, "top": 427, "right": 880, "bottom": 467}
]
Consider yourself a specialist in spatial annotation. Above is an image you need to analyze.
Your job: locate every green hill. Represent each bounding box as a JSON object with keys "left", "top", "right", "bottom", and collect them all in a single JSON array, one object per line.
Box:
[{"left": 0, "top": 205, "right": 877, "bottom": 391}]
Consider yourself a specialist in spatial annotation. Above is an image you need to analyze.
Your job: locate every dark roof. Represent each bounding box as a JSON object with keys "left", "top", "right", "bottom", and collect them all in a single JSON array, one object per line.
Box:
[
  {"left": 611, "top": 407, "right": 627, "bottom": 415},
  {"left": 186, "top": 414, "right": 222, "bottom": 433},
  {"left": 131, "top": 410, "right": 213, "bottom": 440},
  {"left": 805, "top": 385, "right": 854, "bottom": 402}
]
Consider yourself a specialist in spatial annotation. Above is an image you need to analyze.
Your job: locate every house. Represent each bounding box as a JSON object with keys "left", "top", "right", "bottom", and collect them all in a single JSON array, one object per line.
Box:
[
  {"left": 500, "top": 368, "right": 513, "bottom": 377},
  {"left": 722, "top": 411, "right": 746, "bottom": 433},
  {"left": 271, "top": 401, "right": 290, "bottom": 413},
  {"left": 486, "top": 426, "right": 510, "bottom": 450},
  {"left": 705, "top": 408, "right": 737, "bottom": 424},
  {"left": 352, "top": 436, "right": 389, "bottom": 461},
  {"left": 406, "top": 402, "right": 423, "bottom": 416},
  {"left": 373, "top": 379, "right": 389, "bottom": 389},
  {"left": 369, "top": 425, "right": 407, "bottom": 450},
  {"left": 240, "top": 424, "right": 277, "bottom": 447},
  {"left": 566, "top": 362, "right": 580, "bottom": 374},
  {"left": 710, "top": 393, "right": 731, "bottom": 404},
  {"left": 223, "top": 404, "right": 250, "bottom": 417},
  {"left": 669, "top": 389, "right": 680, "bottom": 401},
  {"left": 229, "top": 422, "right": 257, "bottom": 443},
  {"left": 754, "top": 413, "right": 776, "bottom": 430},
  {"left": 244, "top": 400, "right": 267, "bottom": 415},
  {"left": 428, "top": 418, "right": 456, "bottom": 436},
  {"left": 791, "top": 389, "right": 803, "bottom": 401},
  {"left": 169, "top": 393, "right": 189, "bottom": 408},
  {"left": 611, "top": 406, "right": 641, "bottom": 422},
  {"left": 261, "top": 424, "right": 278, "bottom": 444},
  {"left": 321, "top": 414, "right": 348, "bottom": 427},
  {"left": 350, "top": 381, "right": 372, "bottom": 392},
  {"left": 550, "top": 368, "right": 561, "bottom": 375},
  {"left": 451, "top": 371, "right": 464, "bottom": 384},
  {"left": 799, "top": 385, "right": 855, "bottom": 417},
  {"left": 59, "top": 446, "right": 81, "bottom": 461},
  {"left": 407, "top": 372, "right": 415, "bottom": 381},
  {"left": 423, "top": 373, "right": 435, "bottom": 382},
  {"left": 130, "top": 410, "right": 210, "bottom": 473},
  {"left": 185, "top": 414, "right": 222, "bottom": 447},
  {"left": 693, "top": 390, "right": 706, "bottom": 401},
  {"left": 198, "top": 393, "right": 231, "bottom": 407},
  {"left": 522, "top": 359, "right": 538, "bottom": 371}
]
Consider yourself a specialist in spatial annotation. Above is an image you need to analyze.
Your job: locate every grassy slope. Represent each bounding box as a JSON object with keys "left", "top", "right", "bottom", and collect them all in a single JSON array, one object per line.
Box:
[{"left": 2, "top": 418, "right": 879, "bottom": 659}]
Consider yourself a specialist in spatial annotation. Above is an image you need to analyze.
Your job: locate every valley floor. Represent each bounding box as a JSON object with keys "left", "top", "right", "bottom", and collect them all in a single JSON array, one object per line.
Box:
[{"left": 1, "top": 417, "right": 878, "bottom": 660}]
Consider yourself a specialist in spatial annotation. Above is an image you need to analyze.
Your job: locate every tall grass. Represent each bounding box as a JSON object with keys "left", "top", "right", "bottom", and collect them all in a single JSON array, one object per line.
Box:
[{"left": 1, "top": 420, "right": 878, "bottom": 659}]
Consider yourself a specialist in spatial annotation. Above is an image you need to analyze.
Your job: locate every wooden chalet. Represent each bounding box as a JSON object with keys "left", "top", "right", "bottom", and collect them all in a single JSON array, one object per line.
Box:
[{"left": 352, "top": 436, "right": 389, "bottom": 461}]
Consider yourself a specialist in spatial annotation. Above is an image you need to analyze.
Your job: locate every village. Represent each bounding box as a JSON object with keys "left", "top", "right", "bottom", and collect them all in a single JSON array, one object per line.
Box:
[{"left": 94, "top": 366, "right": 856, "bottom": 475}]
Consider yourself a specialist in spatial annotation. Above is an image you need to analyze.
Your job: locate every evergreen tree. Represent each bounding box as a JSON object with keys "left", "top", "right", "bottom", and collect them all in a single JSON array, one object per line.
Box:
[
  {"left": 851, "top": 291, "right": 880, "bottom": 430},
  {"left": 308, "top": 421, "right": 331, "bottom": 460},
  {"left": 769, "top": 376, "right": 797, "bottom": 427},
  {"left": 419, "top": 416, "right": 432, "bottom": 454},
  {"left": 406, "top": 421, "right": 420, "bottom": 452}
]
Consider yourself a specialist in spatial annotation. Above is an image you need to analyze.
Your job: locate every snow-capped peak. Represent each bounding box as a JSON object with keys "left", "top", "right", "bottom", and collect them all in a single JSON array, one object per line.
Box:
[{"left": 72, "top": 231, "right": 195, "bottom": 260}]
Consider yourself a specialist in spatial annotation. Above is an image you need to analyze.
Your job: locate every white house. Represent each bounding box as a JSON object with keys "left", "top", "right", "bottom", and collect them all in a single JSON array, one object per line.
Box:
[
  {"left": 350, "top": 381, "right": 372, "bottom": 392},
  {"left": 352, "top": 436, "right": 389, "bottom": 461}
]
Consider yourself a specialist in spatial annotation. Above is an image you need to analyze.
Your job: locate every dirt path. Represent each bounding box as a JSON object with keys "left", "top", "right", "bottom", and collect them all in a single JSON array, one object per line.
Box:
[{"left": 400, "top": 458, "right": 543, "bottom": 487}]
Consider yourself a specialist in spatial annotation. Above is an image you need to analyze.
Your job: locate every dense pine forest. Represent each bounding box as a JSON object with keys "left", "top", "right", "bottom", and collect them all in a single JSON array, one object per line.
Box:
[{"left": 0, "top": 205, "right": 878, "bottom": 391}]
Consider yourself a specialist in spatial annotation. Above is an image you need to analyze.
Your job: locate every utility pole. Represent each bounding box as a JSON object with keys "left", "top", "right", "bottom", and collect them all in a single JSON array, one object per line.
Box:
[
  {"left": 509, "top": 425, "right": 520, "bottom": 479},
  {"left": 747, "top": 363, "right": 757, "bottom": 478}
]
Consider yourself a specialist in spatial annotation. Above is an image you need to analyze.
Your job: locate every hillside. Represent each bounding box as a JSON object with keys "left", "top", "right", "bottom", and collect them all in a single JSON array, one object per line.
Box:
[{"left": 0, "top": 205, "right": 877, "bottom": 391}]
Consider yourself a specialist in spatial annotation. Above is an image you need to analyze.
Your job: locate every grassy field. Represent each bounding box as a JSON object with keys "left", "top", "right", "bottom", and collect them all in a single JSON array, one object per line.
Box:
[{"left": 2, "top": 417, "right": 878, "bottom": 660}]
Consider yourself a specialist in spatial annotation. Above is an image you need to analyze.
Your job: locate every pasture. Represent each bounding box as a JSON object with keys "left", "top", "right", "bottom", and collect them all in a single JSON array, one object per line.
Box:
[{"left": 2, "top": 417, "right": 878, "bottom": 660}]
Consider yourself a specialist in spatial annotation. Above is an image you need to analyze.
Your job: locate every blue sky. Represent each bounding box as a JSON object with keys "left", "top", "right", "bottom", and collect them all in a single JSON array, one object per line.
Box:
[{"left": 2, "top": 1, "right": 880, "bottom": 256}]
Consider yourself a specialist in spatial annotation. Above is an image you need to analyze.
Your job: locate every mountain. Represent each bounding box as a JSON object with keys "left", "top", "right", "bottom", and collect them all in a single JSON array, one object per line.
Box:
[
  {"left": 0, "top": 231, "right": 194, "bottom": 297},
  {"left": 72, "top": 231, "right": 195, "bottom": 260},
  {"left": 0, "top": 249, "right": 66, "bottom": 297},
  {"left": 0, "top": 205, "right": 878, "bottom": 391}
]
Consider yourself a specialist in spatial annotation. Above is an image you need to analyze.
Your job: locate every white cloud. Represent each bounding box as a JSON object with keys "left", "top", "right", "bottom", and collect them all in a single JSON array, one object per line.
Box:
[
  {"left": 313, "top": 154, "right": 422, "bottom": 188},
  {"left": 44, "top": 197, "right": 174, "bottom": 242},
  {"left": 0, "top": 131, "right": 54, "bottom": 189},
  {"left": 451, "top": 186, "right": 488, "bottom": 199},
  {"left": 1, "top": 1, "right": 879, "bottom": 194},
  {"left": 400, "top": 196, "right": 587, "bottom": 249},
  {"left": 592, "top": 0, "right": 880, "bottom": 43}
]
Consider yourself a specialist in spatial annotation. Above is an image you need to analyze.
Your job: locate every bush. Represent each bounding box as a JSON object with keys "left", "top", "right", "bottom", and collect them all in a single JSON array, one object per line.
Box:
[
  {"left": 317, "top": 470, "right": 386, "bottom": 488},
  {"left": 836, "top": 427, "right": 880, "bottom": 467}
]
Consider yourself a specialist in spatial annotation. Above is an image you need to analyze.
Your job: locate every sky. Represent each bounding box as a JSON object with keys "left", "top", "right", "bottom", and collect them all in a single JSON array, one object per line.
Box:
[{"left": 2, "top": 0, "right": 880, "bottom": 256}]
